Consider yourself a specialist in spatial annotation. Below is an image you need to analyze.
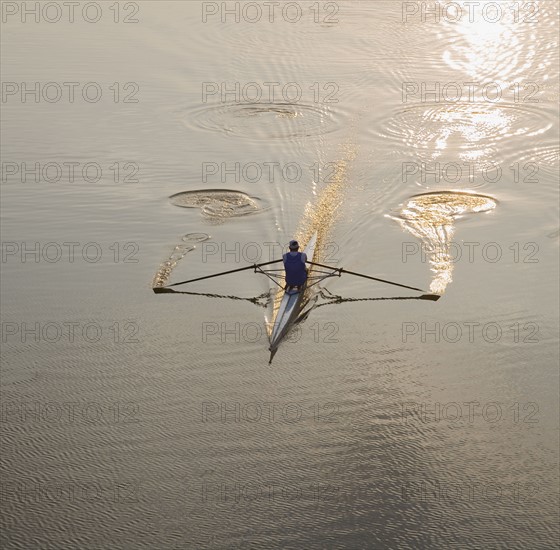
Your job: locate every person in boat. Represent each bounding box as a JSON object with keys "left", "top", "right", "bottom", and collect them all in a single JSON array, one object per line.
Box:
[{"left": 283, "top": 239, "right": 308, "bottom": 292}]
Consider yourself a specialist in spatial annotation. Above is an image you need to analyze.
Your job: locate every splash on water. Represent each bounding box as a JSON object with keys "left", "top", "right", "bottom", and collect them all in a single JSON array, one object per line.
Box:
[
  {"left": 389, "top": 191, "right": 497, "bottom": 294},
  {"left": 169, "top": 189, "right": 266, "bottom": 224},
  {"left": 152, "top": 233, "right": 210, "bottom": 288}
]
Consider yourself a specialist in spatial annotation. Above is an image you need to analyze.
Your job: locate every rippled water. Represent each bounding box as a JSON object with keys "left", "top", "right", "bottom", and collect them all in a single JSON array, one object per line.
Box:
[
  {"left": 185, "top": 101, "right": 348, "bottom": 141},
  {"left": 1, "top": 1, "right": 558, "bottom": 549}
]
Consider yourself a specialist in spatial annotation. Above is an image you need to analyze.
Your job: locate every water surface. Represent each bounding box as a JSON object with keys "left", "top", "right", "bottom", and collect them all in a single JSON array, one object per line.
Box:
[{"left": 1, "top": 1, "right": 558, "bottom": 548}]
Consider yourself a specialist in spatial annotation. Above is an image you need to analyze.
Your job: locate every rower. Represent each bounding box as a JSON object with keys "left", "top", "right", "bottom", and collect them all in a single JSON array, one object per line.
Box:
[{"left": 283, "top": 239, "right": 308, "bottom": 292}]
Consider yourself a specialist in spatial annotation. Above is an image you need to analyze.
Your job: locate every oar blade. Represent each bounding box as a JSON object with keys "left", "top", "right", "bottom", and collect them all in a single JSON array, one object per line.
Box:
[
  {"left": 419, "top": 293, "right": 441, "bottom": 301},
  {"left": 153, "top": 287, "right": 175, "bottom": 294}
]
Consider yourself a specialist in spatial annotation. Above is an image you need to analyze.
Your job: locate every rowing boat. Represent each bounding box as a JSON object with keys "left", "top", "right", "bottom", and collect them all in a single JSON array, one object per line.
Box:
[
  {"left": 268, "top": 232, "right": 318, "bottom": 362},
  {"left": 155, "top": 232, "right": 437, "bottom": 361}
]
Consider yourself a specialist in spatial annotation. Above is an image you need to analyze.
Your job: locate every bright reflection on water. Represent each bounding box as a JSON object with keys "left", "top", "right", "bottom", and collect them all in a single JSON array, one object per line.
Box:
[
  {"left": 390, "top": 192, "right": 498, "bottom": 294},
  {"left": 442, "top": 1, "right": 529, "bottom": 82},
  {"left": 427, "top": 105, "right": 516, "bottom": 160}
]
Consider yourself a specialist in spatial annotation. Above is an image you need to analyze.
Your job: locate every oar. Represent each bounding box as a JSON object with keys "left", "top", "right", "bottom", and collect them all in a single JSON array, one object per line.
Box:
[
  {"left": 306, "top": 261, "right": 427, "bottom": 293},
  {"left": 162, "top": 259, "right": 283, "bottom": 288}
]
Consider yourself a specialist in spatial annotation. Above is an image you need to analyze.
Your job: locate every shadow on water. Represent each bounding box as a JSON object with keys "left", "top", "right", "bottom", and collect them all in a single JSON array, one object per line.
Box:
[
  {"left": 153, "top": 287, "right": 271, "bottom": 308},
  {"left": 153, "top": 285, "right": 438, "bottom": 309}
]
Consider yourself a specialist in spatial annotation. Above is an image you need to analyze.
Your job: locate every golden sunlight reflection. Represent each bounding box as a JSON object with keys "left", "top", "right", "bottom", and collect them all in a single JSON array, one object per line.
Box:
[
  {"left": 389, "top": 191, "right": 497, "bottom": 294},
  {"left": 433, "top": 1, "right": 546, "bottom": 161}
]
